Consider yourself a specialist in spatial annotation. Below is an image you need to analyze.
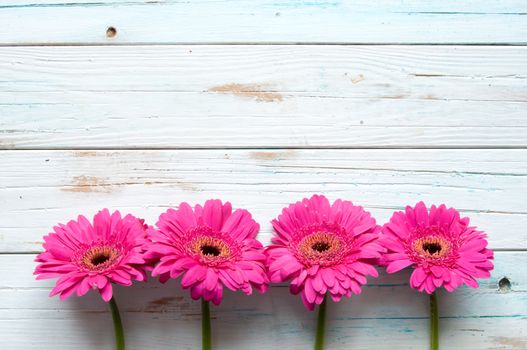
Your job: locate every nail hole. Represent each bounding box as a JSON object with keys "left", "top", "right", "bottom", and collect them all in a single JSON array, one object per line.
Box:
[
  {"left": 498, "top": 277, "right": 511, "bottom": 292},
  {"left": 106, "top": 26, "right": 117, "bottom": 38}
]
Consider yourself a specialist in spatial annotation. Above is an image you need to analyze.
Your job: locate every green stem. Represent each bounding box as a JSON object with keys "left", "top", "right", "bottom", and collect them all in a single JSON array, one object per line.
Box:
[
  {"left": 314, "top": 295, "right": 327, "bottom": 350},
  {"left": 108, "top": 297, "right": 125, "bottom": 350},
  {"left": 430, "top": 293, "right": 439, "bottom": 350},
  {"left": 202, "top": 299, "right": 212, "bottom": 350}
]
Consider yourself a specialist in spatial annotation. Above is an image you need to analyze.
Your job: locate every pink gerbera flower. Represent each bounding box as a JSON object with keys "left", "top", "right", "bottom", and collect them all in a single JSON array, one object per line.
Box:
[
  {"left": 145, "top": 199, "right": 268, "bottom": 305},
  {"left": 34, "top": 209, "right": 148, "bottom": 301},
  {"left": 266, "top": 195, "right": 383, "bottom": 310},
  {"left": 380, "top": 202, "right": 494, "bottom": 294}
]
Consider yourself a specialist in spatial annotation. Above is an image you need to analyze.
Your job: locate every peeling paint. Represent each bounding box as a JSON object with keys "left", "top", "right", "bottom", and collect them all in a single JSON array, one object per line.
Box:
[
  {"left": 72, "top": 151, "right": 119, "bottom": 157},
  {"left": 61, "top": 176, "right": 199, "bottom": 193},
  {"left": 492, "top": 336, "right": 527, "bottom": 348},
  {"left": 142, "top": 179, "right": 199, "bottom": 191},
  {"left": 250, "top": 150, "right": 298, "bottom": 160},
  {"left": 61, "top": 175, "right": 111, "bottom": 193},
  {"left": 145, "top": 296, "right": 186, "bottom": 313},
  {"left": 351, "top": 74, "right": 365, "bottom": 84},
  {"left": 72, "top": 151, "right": 98, "bottom": 157},
  {"left": 423, "top": 94, "right": 438, "bottom": 100},
  {"left": 209, "top": 83, "right": 283, "bottom": 102},
  {"left": 26, "top": 241, "right": 44, "bottom": 245},
  {"left": 382, "top": 95, "right": 406, "bottom": 99},
  {"left": 174, "top": 181, "right": 200, "bottom": 192}
]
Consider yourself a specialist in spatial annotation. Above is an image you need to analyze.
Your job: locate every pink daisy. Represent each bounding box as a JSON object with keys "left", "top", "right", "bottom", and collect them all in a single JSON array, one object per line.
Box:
[
  {"left": 380, "top": 202, "right": 494, "bottom": 294},
  {"left": 34, "top": 209, "right": 148, "bottom": 301},
  {"left": 266, "top": 195, "right": 383, "bottom": 310},
  {"left": 145, "top": 199, "right": 268, "bottom": 305}
]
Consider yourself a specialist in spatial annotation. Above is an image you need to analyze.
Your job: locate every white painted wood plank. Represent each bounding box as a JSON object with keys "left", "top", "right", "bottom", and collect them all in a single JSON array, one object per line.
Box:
[
  {"left": 0, "top": 1, "right": 526, "bottom": 44},
  {"left": 1, "top": 46, "right": 526, "bottom": 149},
  {"left": 0, "top": 252, "right": 524, "bottom": 349},
  {"left": 1, "top": 149, "right": 526, "bottom": 252}
]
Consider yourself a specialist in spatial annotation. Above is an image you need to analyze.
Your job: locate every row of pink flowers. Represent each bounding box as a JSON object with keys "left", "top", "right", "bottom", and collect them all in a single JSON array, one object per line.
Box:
[{"left": 34, "top": 195, "right": 493, "bottom": 310}]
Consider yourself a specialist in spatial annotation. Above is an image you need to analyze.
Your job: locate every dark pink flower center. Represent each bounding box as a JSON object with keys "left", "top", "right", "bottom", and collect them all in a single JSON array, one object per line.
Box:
[
  {"left": 292, "top": 222, "right": 352, "bottom": 267},
  {"left": 186, "top": 226, "right": 240, "bottom": 266},
  {"left": 74, "top": 245, "right": 121, "bottom": 271},
  {"left": 312, "top": 241, "right": 331, "bottom": 252},
  {"left": 407, "top": 226, "right": 458, "bottom": 267},
  {"left": 90, "top": 252, "right": 111, "bottom": 265},
  {"left": 200, "top": 244, "right": 221, "bottom": 257},
  {"left": 423, "top": 242, "right": 442, "bottom": 255},
  {"left": 191, "top": 235, "right": 230, "bottom": 259},
  {"left": 413, "top": 236, "right": 450, "bottom": 258}
]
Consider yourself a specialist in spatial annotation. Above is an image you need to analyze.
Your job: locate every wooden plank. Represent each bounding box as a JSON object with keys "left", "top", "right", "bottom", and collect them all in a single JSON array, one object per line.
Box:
[
  {"left": 1, "top": 252, "right": 524, "bottom": 349},
  {"left": 1, "top": 45, "right": 527, "bottom": 149},
  {"left": 0, "top": 1, "right": 526, "bottom": 44},
  {"left": 1, "top": 149, "right": 526, "bottom": 252}
]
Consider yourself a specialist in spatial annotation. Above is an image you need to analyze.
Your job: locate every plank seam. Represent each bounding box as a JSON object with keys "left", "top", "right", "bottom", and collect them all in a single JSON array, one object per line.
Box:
[
  {"left": 0, "top": 43, "right": 527, "bottom": 47},
  {"left": 2, "top": 146, "right": 527, "bottom": 151}
]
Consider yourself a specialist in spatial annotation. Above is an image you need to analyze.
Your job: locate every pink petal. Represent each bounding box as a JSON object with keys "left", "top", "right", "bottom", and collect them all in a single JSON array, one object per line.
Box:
[
  {"left": 204, "top": 269, "right": 219, "bottom": 291},
  {"left": 304, "top": 278, "right": 317, "bottom": 304},
  {"left": 181, "top": 264, "right": 207, "bottom": 288},
  {"left": 386, "top": 259, "right": 413, "bottom": 273},
  {"left": 99, "top": 283, "right": 113, "bottom": 302}
]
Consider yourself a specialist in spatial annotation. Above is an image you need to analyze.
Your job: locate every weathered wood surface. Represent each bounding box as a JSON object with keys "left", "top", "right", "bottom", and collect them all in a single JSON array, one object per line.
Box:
[
  {"left": 0, "top": 1, "right": 527, "bottom": 44},
  {"left": 1, "top": 149, "right": 526, "bottom": 252},
  {"left": 1, "top": 46, "right": 527, "bottom": 149},
  {"left": 1, "top": 0, "right": 527, "bottom": 349},
  {"left": 1, "top": 252, "right": 525, "bottom": 349}
]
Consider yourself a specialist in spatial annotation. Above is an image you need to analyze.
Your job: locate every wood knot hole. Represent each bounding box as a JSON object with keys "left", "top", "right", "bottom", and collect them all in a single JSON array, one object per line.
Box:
[
  {"left": 106, "top": 26, "right": 117, "bottom": 38},
  {"left": 498, "top": 277, "right": 511, "bottom": 292}
]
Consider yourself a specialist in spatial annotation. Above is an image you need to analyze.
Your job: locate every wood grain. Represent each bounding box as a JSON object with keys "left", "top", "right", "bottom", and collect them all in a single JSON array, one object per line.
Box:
[
  {"left": 1, "top": 46, "right": 526, "bottom": 149},
  {"left": 1, "top": 252, "right": 524, "bottom": 349},
  {"left": 1, "top": 149, "right": 526, "bottom": 252},
  {"left": 0, "top": 1, "right": 526, "bottom": 44},
  {"left": 2, "top": 1, "right": 526, "bottom": 347}
]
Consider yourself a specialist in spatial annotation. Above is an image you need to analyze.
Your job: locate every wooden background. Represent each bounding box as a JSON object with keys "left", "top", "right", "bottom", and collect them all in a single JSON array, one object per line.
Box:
[{"left": 1, "top": 1, "right": 526, "bottom": 349}]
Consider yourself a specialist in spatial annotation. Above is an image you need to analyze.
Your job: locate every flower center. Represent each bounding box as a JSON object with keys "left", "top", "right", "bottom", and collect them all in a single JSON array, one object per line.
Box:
[
  {"left": 185, "top": 225, "right": 242, "bottom": 266},
  {"left": 296, "top": 230, "right": 346, "bottom": 266},
  {"left": 412, "top": 236, "right": 450, "bottom": 259},
  {"left": 406, "top": 225, "right": 460, "bottom": 267},
  {"left": 422, "top": 242, "right": 442, "bottom": 255},
  {"left": 312, "top": 241, "right": 331, "bottom": 252},
  {"left": 189, "top": 233, "right": 232, "bottom": 266},
  {"left": 79, "top": 245, "right": 120, "bottom": 271},
  {"left": 200, "top": 244, "right": 221, "bottom": 257},
  {"left": 90, "top": 252, "right": 111, "bottom": 265}
]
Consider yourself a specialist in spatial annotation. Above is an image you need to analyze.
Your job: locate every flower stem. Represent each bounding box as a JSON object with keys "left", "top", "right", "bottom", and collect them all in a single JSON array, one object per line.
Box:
[
  {"left": 202, "top": 298, "right": 212, "bottom": 350},
  {"left": 314, "top": 295, "right": 327, "bottom": 350},
  {"left": 108, "top": 297, "right": 125, "bottom": 350},
  {"left": 430, "top": 293, "right": 439, "bottom": 350}
]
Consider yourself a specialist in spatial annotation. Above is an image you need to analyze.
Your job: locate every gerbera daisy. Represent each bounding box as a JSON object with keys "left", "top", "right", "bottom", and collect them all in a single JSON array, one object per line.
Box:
[
  {"left": 145, "top": 199, "right": 268, "bottom": 350},
  {"left": 34, "top": 209, "right": 148, "bottom": 349},
  {"left": 266, "top": 195, "right": 383, "bottom": 350},
  {"left": 380, "top": 201, "right": 493, "bottom": 293},
  {"left": 380, "top": 202, "right": 494, "bottom": 350}
]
